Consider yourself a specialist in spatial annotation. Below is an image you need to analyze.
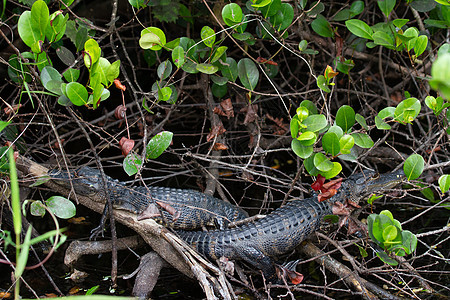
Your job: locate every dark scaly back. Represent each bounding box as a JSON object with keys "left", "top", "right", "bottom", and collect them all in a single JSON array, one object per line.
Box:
[{"left": 49, "top": 166, "right": 248, "bottom": 229}]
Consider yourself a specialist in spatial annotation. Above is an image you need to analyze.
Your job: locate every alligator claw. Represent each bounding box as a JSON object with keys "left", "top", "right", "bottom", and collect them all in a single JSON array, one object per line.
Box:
[{"left": 137, "top": 203, "right": 161, "bottom": 221}]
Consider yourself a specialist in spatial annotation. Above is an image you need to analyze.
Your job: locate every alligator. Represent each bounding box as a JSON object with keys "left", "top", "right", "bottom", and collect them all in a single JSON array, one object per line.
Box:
[
  {"left": 49, "top": 166, "right": 405, "bottom": 281},
  {"left": 49, "top": 166, "right": 248, "bottom": 230}
]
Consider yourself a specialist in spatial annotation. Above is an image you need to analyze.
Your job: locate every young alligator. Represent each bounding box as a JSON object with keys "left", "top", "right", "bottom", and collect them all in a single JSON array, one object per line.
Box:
[
  {"left": 178, "top": 170, "right": 405, "bottom": 281},
  {"left": 50, "top": 167, "right": 404, "bottom": 281},
  {"left": 49, "top": 166, "right": 248, "bottom": 230}
]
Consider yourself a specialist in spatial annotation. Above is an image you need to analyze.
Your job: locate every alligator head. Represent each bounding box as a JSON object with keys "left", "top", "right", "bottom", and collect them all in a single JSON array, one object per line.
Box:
[{"left": 48, "top": 166, "right": 106, "bottom": 197}]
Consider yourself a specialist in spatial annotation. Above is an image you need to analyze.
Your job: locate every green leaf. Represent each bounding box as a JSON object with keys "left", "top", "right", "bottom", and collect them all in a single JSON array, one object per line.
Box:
[
  {"left": 222, "top": 3, "right": 243, "bottom": 26},
  {"left": 355, "top": 243, "right": 368, "bottom": 258},
  {"left": 196, "top": 63, "right": 219, "bottom": 74},
  {"left": 377, "top": 0, "right": 396, "bottom": 18},
  {"left": 123, "top": 152, "right": 142, "bottom": 176},
  {"left": 378, "top": 106, "right": 395, "bottom": 119},
  {"left": 375, "top": 115, "right": 391, "bottom": 130},
  {"left": 336, "top": 105, "right": 355, "bottom": 132},
  {"left": 45, "top": 196, "right": 76, "bottom": 219},
  {"left": 339, "top": 134, "right": 354, "bottom": 154},
  {"left": 438, "top": 174, "right": 450, "bottom": 193},
  {"left": 157, "top": 60, "right": 173, "bottom": 80},
  {"left": 172, "top": 46, "right": 185, "bottom": 68},
  {"left": 65, "top": 82, "right": 88, "bottom": 106},
  {"left": 401, "top": 230, "right": 417, "bottom": 255},
  {"left": 30, "top": 201, "right": 46, "bottom": 217},
  {"left": 351, "top": 133, "right": 374, "bottom": 148},
  {"left": 41, "top": 67, "right": 63, "bottom": 95},
  {"left": 56, "top": 46, "right": 75, "bottom": 66},
  {"left": 303, "top": 114, "right": 327, "bottom": 132},
  {"left": 140, "top": 27, "right": 166, "bottom": 50},
  {"left": 146, "top": 131, "right": 173, "bottom": 159},
  {"left": 430, "top": 53, "right": 450, "bottom": 99},
  {"left": 311, "top": 15, "right": 334, "bottom": 38},
  {"left": 321, "top": 161, "right": 342, "bottom": 179},
  {"left": 322, "top": 132, "right": 340, "bottom": 156},
  {"left": 237, "top": 58, "right": 259, "bottom": 91},
  {"left": 393, "top": 19, "right": 409, "bottom": 28},
  {"left": 291, "top": 139, "right": 313, "bottom": 159},
  {"left": 316, "top": 75, "right": 330, "bottom": 92},
  {"left": 211, "top": 46, "right": 228, "bottom": 63},
  {"left": 251, "top": 0, "right": 272, "bottom": 8},
  {"left": 367, "top": 194, "right": 383, "bottom": 205},
  {"left": 414, "top": 35, "right": 428, "bottom": 56},
  {"left": 107, "top": 60, "right": 121, "bottom": 83},
  {"left": 355, "top": 113, "right": 369, "bottom": 130},
  {"left": 270, "top": 3, "right": 294, "bottom": 31},
  {"left": 201, "top": 26, "right": 216, "bottom": 48},
  {"left": 376, "top": 251, "right": 398, "bottom": 266},
  {"left": 18, "top": 11, "right": 40, "bottom": 50},
  {"left": 0, "top": 121, "right": 11, "bottom": 134},
  {"left": 84, "top": 38, "right": 101, "bottom": 68},
  {"left": 394, "top": 97, "right": 421, "bottom": 124},
  {"left": 345, "top": 19, "right": 374, "bottom": 39},
  {"left": 304, "top": 155, "right": 320, "bottom": 176},
  {"left": 373, "top": 31, "right": 394, "bottom": 48},
  {"left": 221, "top": 57, "right": 238, "bottom": 82},
  {"left": 297, "top": 131, "right": 317, "bottom": 146},
  {"left": 212, "top": 83, "right": 228, "bottom": 98},
  {"left": 403, "top": 154, "right": 424, "bottom": 180},
  {"left": 31, "top": 0, "right": 49, "bottom": 40},
  {"left": 259, "top": 0, "right": 282, "bottom": 18},
  {"left": 313, "top": 152, "right": 333, "bottom": 172},
  {"left": 46, "top": 12, "right": 67, "bottom": 43},
  {"left": 300, "top": 100, "right": 318, "bottom": 115},
  {"left": 382, "top": 225, "right": 398, "bottom": 242},
  {"left": 327, "top": 125, "right": 343, "bottom": 138},
  {"left": 211, "top": 75, "right": 228, "bottom": 86}
]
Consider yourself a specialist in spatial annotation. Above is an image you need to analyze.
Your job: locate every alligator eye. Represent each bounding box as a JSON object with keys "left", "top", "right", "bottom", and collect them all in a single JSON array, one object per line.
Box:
[{"left": 372, "top": 173, "right": 380, "bottom": 179}]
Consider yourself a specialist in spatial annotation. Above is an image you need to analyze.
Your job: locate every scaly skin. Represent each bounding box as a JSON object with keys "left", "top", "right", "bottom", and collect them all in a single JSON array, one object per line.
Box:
[
  {"left": 178, "top": 170, "right": 405, "bottom": 280},
  {"left": 50, "top": 166, "right": 404, "bottom": 281},
  {"left": 49, "top": 166, "right": 248, "bottom": 229}
]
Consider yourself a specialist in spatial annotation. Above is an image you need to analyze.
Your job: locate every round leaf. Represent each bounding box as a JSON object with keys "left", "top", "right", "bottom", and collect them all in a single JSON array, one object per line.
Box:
[
  {"left": 322, "top": 132, "right": 340, "bottom": 156},
  {"left": 311, "top": 16, "right": 334, "bottom": 38},
  {"left": 146, "top": 131, "right": 173, "bottom": 159},
  {"left": 65, "top": 82, "right": 88, "bottom": 106},
  {"left": 382, "top": 225, "right": 398, "bottom": 242},
  {"left": 303, "top": 114, "right": 327, "bottom": 132},
  {"left": 201, "top": 26, "right": 216, "bottom": 48},
  {"left": 221, "top": 57, "right": 238, "bottom": 82},
  {"left": 196, "top": 63, "right": 219, "bottom": 74},
  {"left": 321, "top": 161, "right": 342, "bottom": 179},
  {"left": 336, "top": 105, "right": 355, "bottom": 132},
  {"left": 351, "top": 133, "right": 374, "bottom": 148},
  {"left": 339, "top": 134, "right": 354, "bottom": 154},
  {"left": 222, "top": 3, "right": 243, "bottom": 26},
  {"left": 403, "top": 154, "right": 424, "bottom": 180},
  {"left": 237, "top": 58, "right": 259, "bottom": 91},
  {"left": 45, "top": 196, "right": 76, "bottom": 219},
  {"left": 394, "top": 97, "right": 421, "bottom": 124},
  {"left": 30, "top": 201, "right": 46, "bottom": 217},
  {"left": 438, "top": 175, "right": 450, "bottom": 193},
  {"left": 291, "top": 139, "right": 313, "bottom": 159},
  {"left": 157, "top": 60, "right": 173, "bottom": 80},
  {"left": 140, "top": 27, "right": 166, "bottom": 50},
  {"left": 172, "top": 46, "right": 185, "bottom": 68},
  {"left": 313, "top": 152, "right": 333, "bottom": 172},
  {"left": 123, "top": 152, "right": 142, "bottom": 176},
  {"left": 297, "top": 131, "right": 317, "bottom": 146}
]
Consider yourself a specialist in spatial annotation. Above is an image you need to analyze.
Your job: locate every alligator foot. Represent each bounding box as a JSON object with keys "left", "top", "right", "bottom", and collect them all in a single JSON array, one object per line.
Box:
[{"left": 218, "top": 256, "right": 235, "bottom": 275}]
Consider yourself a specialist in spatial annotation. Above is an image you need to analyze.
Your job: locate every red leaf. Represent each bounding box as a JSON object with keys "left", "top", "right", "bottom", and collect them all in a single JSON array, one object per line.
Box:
[
  {"left": 311, "top": 175, "right": 326, "bottom": 191},
  {"left": 119, "top": 137, "right": 135, "bottom": 156},
  {"left": 114, "top": 79, "right": 126, "bottom": 91}
]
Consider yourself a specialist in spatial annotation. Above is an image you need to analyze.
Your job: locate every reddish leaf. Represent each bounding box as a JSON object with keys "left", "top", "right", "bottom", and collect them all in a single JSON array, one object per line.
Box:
[
  {"left": 4, "top": 104, "right": 22, "bottom": 115},
  {"left": 119, "top": 137, "right": 135, "bottom": 156},
  {"left": 114, "top": 79, "right": 126, "bottom": 91},
  {"left": 242, "top": 104, "right": 258, "bottom": 124},
  {"left": 206, "top": 122, "right": 226, "bottom": 142},
  {"left": 213, "top": 106, "right": 226, "bottom": 116},
  {"left": 212, "top": 142, "right": 228, "bottom": 150},
  {"left": 311, "top": 175, "right": 326, "bottom": 191},
  {"left": 257, "top": 57, "right": 278, "bottom": 66},
  {"left": 114, "top": 105, "right": 127, "bottom": 120},
  {"left": 220, "top": 98, "right": 234, "bottom": 118},
  {"left": 156, "top": 201, "right": 181, "bottom": 222},
  {"left": 321, "top": 177, "right": 343, "bottom": 192}
]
